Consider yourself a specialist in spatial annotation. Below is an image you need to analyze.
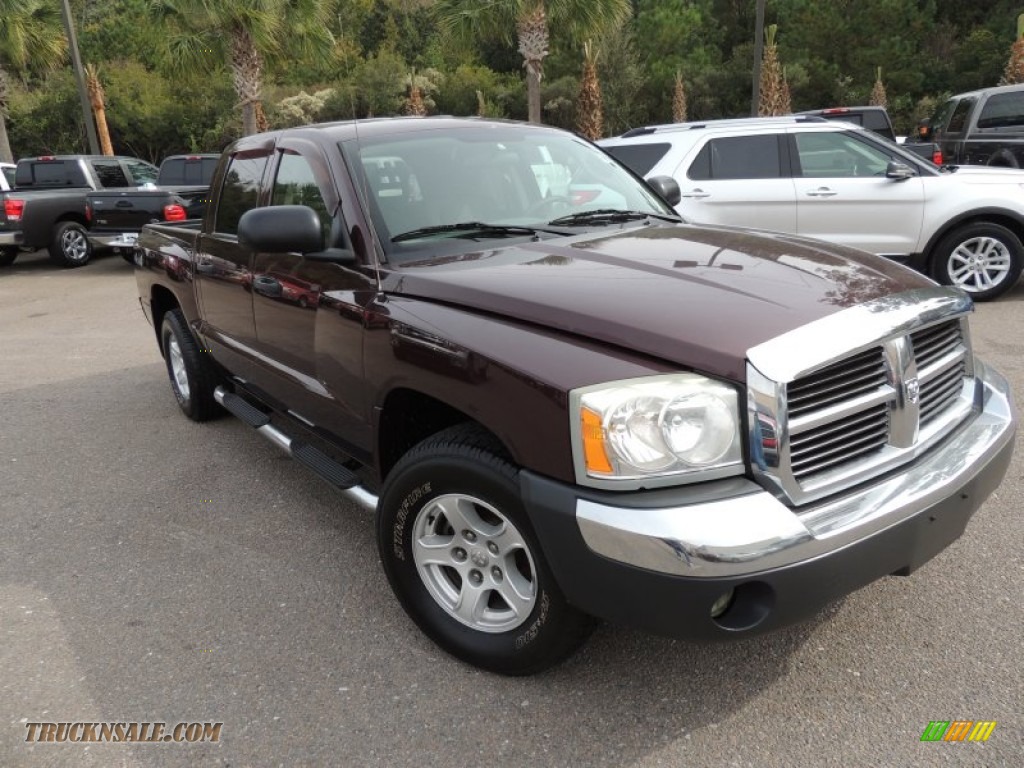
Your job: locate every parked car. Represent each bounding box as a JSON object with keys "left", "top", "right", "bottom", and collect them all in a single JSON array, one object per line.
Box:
[
  {"left": 797, "top": 106, "right": 941, "bottom": 164},
  {"left": 926, "top": 83, "right": 1024, "bottom": 168},
  {"left": 132, "top": 117, "right": 1015, "bottom": 675},
  {"left": 0, "top": 154, "right": 159, "bottom": 268},
  {"left": 0, "top": 162, "right": 14, "bottom": 192},
  {"left": 86, "top": 154, "right": 219, "bottom": 254},
  {"left": 601, "top": 115, "right": 1024, "bottom": 300}
]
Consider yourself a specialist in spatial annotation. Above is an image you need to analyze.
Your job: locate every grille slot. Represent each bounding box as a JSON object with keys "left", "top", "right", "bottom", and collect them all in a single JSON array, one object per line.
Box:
[
  {"left": 911, "top": 320, "right": 962, "bottom": 370},
  {"left": 920, "top": 361, "right": 967, "bottom": 425},
  {"left": 912, "top": 320, "right": 968, "bottom": 425},
  {"left": 787, "top": 347, "right": 888, "bottom": 419},
  {"left": 789, "top": 403, "right": 889, "bottom": 479}
]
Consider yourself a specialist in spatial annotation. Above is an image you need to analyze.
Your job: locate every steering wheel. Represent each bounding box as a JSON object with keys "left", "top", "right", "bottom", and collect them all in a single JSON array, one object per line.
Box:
[{"left": 525, "top": 195, "right": 573, "bottom": 218}]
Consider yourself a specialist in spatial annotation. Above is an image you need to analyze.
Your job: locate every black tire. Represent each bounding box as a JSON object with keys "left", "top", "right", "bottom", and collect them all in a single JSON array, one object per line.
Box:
[
  {"left": 0, "top": 248, "right": 16, "bottom": 267},
  {"left": 930, "top": 222, "right": 1024, "bottom": 302},
  {"left": 377, "top": 424, "right": 595, "bottom": 675},
  {"left": 48, "top": 221, "right": 92, "bottom": 267},
  {"left": 160, "top": 309, "right": 222, "bottom": 421}
]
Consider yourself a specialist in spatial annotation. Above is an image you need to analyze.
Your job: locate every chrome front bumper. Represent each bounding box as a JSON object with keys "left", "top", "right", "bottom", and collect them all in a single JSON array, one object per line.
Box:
[{"left": 576, "top": 359, "right": 1015, "bottom": 579}]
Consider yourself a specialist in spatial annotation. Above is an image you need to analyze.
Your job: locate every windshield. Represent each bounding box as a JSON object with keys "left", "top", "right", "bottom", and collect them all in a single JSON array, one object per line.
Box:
[{"left": 341, "top": 125, "right": 675, "bottom": 262}]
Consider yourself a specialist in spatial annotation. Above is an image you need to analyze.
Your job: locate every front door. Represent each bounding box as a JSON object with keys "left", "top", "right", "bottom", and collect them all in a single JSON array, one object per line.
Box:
[
  {"left": 791, "top": 130, "right": 925, "bottom": 256},
  {"left": 252, "top": 140, "right": 377, "bottom": 450}
]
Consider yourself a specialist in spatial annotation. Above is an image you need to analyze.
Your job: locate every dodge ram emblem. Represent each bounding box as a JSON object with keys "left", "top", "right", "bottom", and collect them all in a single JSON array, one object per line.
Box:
[{"left": 906, "top": 377, "right": 920, "bottom": 405}]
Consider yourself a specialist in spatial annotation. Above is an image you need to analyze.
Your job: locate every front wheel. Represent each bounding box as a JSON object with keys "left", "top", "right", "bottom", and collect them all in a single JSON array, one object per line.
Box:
[
  {"left": 0, "top": 248, "right": 16, "bottom": 267},
  {"left": 48, "top": 221, "right": 92, "bottom": 267},
  {"left": 931, "top": 222, "right": 1024, "bottom": 301},
  {"left": 377, "top": 425, "right": 594, "bottom": 675}
]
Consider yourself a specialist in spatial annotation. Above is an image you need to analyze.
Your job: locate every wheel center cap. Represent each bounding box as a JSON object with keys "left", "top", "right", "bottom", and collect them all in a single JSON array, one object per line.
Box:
[{"left": 470, "top": 550, "right": 488, "bottom": 568}]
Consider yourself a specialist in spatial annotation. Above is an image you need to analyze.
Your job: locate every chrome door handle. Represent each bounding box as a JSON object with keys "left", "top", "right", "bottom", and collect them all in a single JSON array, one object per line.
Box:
[
  {"left": 681, "top": 189, "right": 710, "bottom": 199},
  {"left": 805, "top": 187, "right": 837, "bottom": 197}
]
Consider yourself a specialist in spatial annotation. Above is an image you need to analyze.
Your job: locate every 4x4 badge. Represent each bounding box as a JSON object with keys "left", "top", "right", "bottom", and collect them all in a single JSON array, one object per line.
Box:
[{"left": 906, "top": 377, "right": 920, "bottom": 405}]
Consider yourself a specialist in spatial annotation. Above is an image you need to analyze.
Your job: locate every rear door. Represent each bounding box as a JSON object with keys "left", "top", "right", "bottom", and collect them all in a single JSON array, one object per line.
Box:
[
  {"left": 791, "top": 129, "right": 924, "bottom": 256},
  {"left": 86, "top": 159, "right": 139, "bottom": 231},
  {"left": 194, "top": 144, "right": 273, "bottom": 378},
  {"left": 674, "top": 133, "right": 798, "bottom": 232}
]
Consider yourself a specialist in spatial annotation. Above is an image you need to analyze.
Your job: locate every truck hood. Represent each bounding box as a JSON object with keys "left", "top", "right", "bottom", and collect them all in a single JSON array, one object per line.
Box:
[{"left": 387, "top": 223, "right": 934, "bottom": 381}]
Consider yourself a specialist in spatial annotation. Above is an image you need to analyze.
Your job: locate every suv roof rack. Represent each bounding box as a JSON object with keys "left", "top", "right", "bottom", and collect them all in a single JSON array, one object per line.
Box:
[{"left": 618, "top": 115, "right": 827, "bottom": 138}]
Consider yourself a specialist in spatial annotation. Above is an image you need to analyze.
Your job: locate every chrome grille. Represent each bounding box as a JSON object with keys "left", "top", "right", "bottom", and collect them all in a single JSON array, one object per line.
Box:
[
  {"left": 911, "top": 320, "right": 969, "bottom": 426},
  {"left": 787, "top": 347, "right": 888, "bottom": 418},
  {"left": 787, "top": 348, "right": 889, "bottom": 479},
  {"left": 748, "top": 288, "right": 978, "bottom": 508}
]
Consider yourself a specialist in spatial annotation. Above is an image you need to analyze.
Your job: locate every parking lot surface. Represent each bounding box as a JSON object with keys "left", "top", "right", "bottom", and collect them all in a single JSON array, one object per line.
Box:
[{"left": 2, "top": 250, "right": 1022, "bottom": 767}]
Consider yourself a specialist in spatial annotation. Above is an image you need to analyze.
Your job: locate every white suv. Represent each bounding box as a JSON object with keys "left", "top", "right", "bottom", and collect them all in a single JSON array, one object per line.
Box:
[
  {"left": 0, "top": 163, "right": 14, "bottom": 192},
  {"left": 600, "top": 116, "right": 1024, "bottom": 300}
]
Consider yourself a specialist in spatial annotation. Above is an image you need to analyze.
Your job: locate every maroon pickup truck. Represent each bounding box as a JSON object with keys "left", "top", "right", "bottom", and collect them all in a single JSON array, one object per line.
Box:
[{"left": 134, "top": 117, "right": 1015, "bottom": 675}]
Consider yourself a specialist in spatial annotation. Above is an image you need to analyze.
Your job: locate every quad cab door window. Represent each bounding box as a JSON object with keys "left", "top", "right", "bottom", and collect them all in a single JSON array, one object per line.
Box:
[
  {"left": 121, "top": 159, "right": 159, "bottom": 185},
  {"left": 792, "top": 131, "right": 924, "bottom": 256},
  {"left": 195, "top": 148, "right": 271, "bottom": 362},
  {"left": 679, "top": 133, "right": 797, "bottom": 232}
]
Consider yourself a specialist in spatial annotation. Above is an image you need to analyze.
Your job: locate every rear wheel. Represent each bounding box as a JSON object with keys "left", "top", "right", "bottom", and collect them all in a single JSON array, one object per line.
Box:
[
  {"left": 160, "top": 309, "right": 221, "bottom": 421},
  {"left": 48, "top": 221, "right": 92, "bottom": 267},
  {"left": 931, "top": 222, "right": 1023, "bottom": 301},
  {"left": 377, "top": 425, "right": 594, "bottom": 675},
  {"left": 0, "top": 248, "right": 16, "bottom": 267}
]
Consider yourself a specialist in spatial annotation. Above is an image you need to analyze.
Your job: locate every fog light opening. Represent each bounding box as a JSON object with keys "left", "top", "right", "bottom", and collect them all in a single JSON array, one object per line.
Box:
[
  {"left": 711, "top": 581, "right": 775, "bottom": 631},
  {"left": 709, "top": 589, "right": 735, "bottom": 619}
]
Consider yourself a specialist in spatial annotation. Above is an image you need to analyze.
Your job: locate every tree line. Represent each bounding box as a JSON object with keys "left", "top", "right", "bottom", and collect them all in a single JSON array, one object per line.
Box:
[{"left": 2, "top": 0, "right": 1023, "bottom": 164}]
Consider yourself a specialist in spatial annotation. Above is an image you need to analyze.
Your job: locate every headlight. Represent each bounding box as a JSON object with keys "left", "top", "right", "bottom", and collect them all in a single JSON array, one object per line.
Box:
[{"left": 570, "top": 374, "right": 743, "bottom": 488}]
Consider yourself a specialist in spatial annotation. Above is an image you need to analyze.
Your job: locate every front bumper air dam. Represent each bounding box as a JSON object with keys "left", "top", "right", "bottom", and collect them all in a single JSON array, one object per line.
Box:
[{"left": 519, "top": 361, "right": 1015, "bottom": 641}]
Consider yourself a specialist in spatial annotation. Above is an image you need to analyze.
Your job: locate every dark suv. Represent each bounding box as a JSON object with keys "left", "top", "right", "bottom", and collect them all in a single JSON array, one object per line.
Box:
[{"left": 928, "top": 83, "right": 1024, "bottom": 167}]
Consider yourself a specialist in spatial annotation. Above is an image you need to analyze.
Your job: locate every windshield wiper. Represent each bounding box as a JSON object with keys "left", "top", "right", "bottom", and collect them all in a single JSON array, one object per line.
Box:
[
  {"left": 391, "top": 221, "right": 563, "bottom": 243},
  {"left": 548, "top": 209, "right": 682, "bottom": 226}
]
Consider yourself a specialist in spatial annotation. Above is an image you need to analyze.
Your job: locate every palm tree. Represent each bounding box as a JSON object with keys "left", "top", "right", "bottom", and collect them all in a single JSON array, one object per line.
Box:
[
  {"left": 85, "top": 64, "right": 114, "bottom": 156},
  {"left": 576, "top": 41, "right": 602, "bottom": 140},
  {"left": 757, "top": 24, "right": 785, "bottom": 117},
  {"left": 1001, "top": 14, "right": 1024, "bottom": 85},
  {"left": 437, "top": 0, "right": 631, "bottom": 124},
  {"left": 869, "top": 67, "right": 887, "bottom": 109},
  {"left": 150, "top": 0, "right": 333, "bottom": 136},
  {"left": 0, "top": 0, "right": 67, "bottom": 163},
  {"left": 672, "top": 71, "right": 687, "bottom": 123}
]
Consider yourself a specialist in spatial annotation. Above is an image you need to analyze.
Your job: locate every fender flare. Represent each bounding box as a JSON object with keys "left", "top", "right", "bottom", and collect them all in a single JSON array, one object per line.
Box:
[{"left": 921, "top": 207, "right": 1024, "bottom": 265}]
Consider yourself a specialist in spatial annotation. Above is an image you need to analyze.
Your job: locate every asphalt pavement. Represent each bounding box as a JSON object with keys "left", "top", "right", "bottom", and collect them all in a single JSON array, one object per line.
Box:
[{"left": 1, "top": 249, "right": 1021, "bottom": 767}]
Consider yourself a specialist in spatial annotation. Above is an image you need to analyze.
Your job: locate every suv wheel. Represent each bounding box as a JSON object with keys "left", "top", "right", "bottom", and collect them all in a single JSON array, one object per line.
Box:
[
  {"left": 931, "top": 222, "right": 1023, "bottom": 301},
  {"left": 0, "top": 248, "right": 16, "bottom": 267},
  {"left": 48, "top": 221, "right": 92, "bottom": 267},
  {"left": 377, "top": 424, "right": 594, "bottom": 675}
]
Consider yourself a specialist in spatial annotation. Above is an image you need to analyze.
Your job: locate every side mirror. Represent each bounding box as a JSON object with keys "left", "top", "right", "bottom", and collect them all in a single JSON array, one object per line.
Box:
[
  {"left": 645, "top": 175, "right": 682, "bottom": 206},
  {"left": 886, "top": 161, "right": 915, "bottom": 181},
  {"left": 238, "top": 205, "right": 324, "bottom": 254}
]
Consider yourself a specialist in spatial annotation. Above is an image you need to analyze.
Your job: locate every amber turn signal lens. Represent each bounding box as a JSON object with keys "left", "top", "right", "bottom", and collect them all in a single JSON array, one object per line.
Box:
[{"left": 581, "top": 407, "right": 613, "bottom": 474}]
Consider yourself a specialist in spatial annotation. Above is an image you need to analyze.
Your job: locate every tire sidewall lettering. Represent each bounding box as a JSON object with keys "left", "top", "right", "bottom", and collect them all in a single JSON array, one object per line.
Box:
[
  {"left": 392, "top": 481, "right": 431, "bottom": 561},
  {"left": 514, "top": 591, "right": 550, "bottom": 650}
]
